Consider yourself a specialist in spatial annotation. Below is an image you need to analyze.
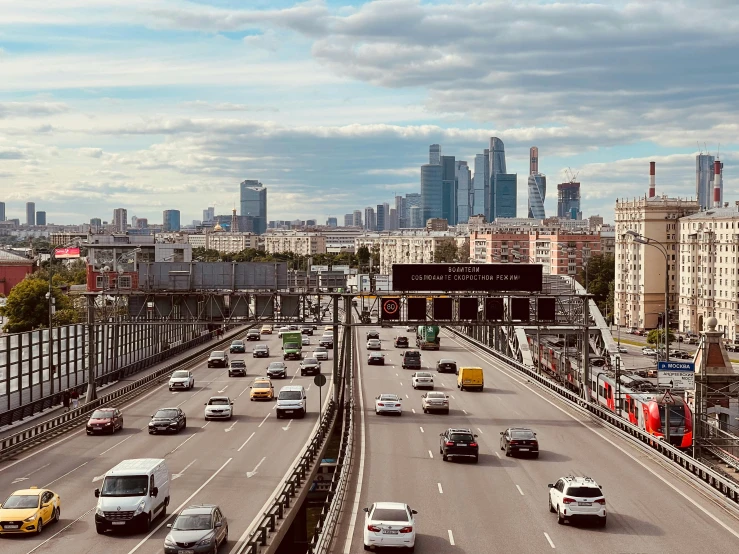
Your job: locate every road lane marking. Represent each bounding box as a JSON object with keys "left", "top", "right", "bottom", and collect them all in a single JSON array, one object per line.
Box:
[
  {"left": 516, "top": 485, "right": 524, "bottom": 496},
  {"left": 246, "top": 456, "right": 266, "bottom": 478},
  {"left": 477, "top": 427, "right": 484, "bottom": 434},
  {"left": 238, "top": 387, "right": 250, "bottom": 398},
  {"left": 406, "top": 394, "right": 409, "bottom": 399},
  {"left": 172, "top": 459, "right": 196, "bottom": 480},
  {"left": 202, "top": 421, "right": 210, "bottom": 429},
  {"left": 238, "top": 432, "right": 256, "bottom": 452},
  {"left": 462, "top": 409, "right": 468, "bottom": 415},
  {"left": 438, "top": 483, "right": 443, "bottom": 494},
  {"left": 170, "top": 434, "right": 196, "bottom": 454},
  {"left": 217, "top": 385, "right": 229, "bottom": 393},
  {"left": 451, "top": 395, "right": 455, "bottom": 399},
  {"left": 495, "top": 451, "right": 500, "bottom": 459},
  {"left": 225, "top": 421, "right": 237, "bottom": 432},
  {"left": 428, "top": 450, "right": 433, "bottom": 459},
  {"left": 448, "top": 529, "right": 455, "bottom": 545},
  {"left": 11, "top": 463, "right": 50, "bottom": 484},
  {"left": 399, "top": 382, "right": 403, "bottom": 386},
  {"left": 282, "top": 420, "right": 293, "bottom": 431},
  {"left": 544, "top": 532, "right": 555, "bottom": 548},
  {"left": 419, "top": 426, "right": 424, "bottom": 433},
  {"left": 44, "top": 461, "right": 88, "bottom": 488},
  {"left": 126, "top": 458, "right": 233, "bottom": 554},
  {"left": 259, "top": 412, "right": 270, "bottom": 427},
  {"left": 99, "top": 436, "right": 132, "bottom": 456},
  {"left": 25, "top": 506, "right": 94, "bottom": 554}
]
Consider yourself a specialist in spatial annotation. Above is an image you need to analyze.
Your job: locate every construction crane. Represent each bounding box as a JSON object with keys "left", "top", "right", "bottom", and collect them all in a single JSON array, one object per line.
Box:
[{"left": 564, "top": 167, "right": 579, "bottom": 184}]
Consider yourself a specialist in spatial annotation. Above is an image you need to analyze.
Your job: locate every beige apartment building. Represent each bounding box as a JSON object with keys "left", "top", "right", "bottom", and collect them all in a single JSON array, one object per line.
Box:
[
  {"left": 264, "top": 231, "right": 326, "bottom": 256},
  {"left": 355, "top": 232, "right": 455, "bottom": 275},
  {"left": 186, "top": 232, "right": 259, "bottom": 254}
]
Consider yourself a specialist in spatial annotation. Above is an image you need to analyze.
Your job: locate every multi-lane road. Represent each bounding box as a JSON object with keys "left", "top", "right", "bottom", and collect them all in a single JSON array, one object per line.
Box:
[
  {"left": 0, "top": 329, "right": 330, "bottom": 554},
  {"left": 343, "top": 326, "right": 739, "bottom": 553}
]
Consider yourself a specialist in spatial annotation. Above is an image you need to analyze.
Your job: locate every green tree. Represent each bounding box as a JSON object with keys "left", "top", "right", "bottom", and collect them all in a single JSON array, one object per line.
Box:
[
  {"left": 457, "top": 238, "right": 470, "bottom": 263},
  {"left": 356, "top": 246, "right": 370, "bottom": 267},
  {"left": 434, "top": 238, "right": 460, "bottom": 263},
  {"left": 647, "top": 328, "right": 675, "bottom": 346},
  {"left": 579, "top": 254, "right": 615, "bottom": 316},
  {"left": 0, "top": 276, "right": 74, "bottom": 333}
]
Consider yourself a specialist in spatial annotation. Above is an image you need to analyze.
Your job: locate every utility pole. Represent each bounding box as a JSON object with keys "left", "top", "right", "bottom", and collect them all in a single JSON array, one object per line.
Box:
[
  {"left": 85, "top": 294, "right": 97, "bottom": 403},
  {"left": 47, "top": 250, "right": 55, "bottom": 396},
  {"left": 582, "top": 295, "right": 590, "bottom": 401},
  {"left": 332, "top": 294, "right": 340, "bottom": 402}
]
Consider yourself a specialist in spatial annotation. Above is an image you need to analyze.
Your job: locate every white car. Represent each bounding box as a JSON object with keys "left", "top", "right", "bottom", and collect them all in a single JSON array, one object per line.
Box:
[
  {"left": 411, "top": 372, "right": 434, "bottom": 390},
  {"left": 301, "top": 336, "right": 311, "bottom": 346},
  {"left": 375, "top": 393, "right": 402, "bottom": 415},
  {"left": 313, "top": 347, "right": 329, "bottom": 361},
  {"left": 363, "top": 502, "right": 417, "bottom": 551},
  {"left": 204, "top": 396, "right": 234, "bottom": 420},
  {"left": 642, "top": 347, "right": 656, "bottom": 356},
  {"left": 169, "top": 370, "right": 194, "bottom": 391},
  {"left": 367, "top": 338, "right": 382, "bottom": 350},
  {"left": 406, "top": 325, "right": 415, "bottom": 332},
  {"left": 548, "top": 476, "right": 606, "bottom": 527},
  {"left": 618, "top": 346, "right": 628, "bottom": 353},
  {"left": 277, "top": 326, "right": 290, "bottom": 338},
  {"left": 421, "top": 391, "right": 449, "bottom": 414}
]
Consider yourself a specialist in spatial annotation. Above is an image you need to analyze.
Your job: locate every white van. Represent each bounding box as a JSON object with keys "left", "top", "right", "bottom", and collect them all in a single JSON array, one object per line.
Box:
[
  {"left": 94, "top": 458, "right": 170, "bottom": 534},
  {"left": 276, "top": 385, "right": 307, "bottom": 419}
]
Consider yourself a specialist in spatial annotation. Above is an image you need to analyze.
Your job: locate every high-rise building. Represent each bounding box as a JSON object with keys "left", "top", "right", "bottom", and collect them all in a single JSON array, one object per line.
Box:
[
  {"left": 113, "top": 208, "right": 127, "bottom": 232},
  {"left": 488, "top": 137, "right": 508, "bottom": 221},
  {"left": 441, "top": 155, "right": 456, "bottom": 225},
  {"left": 240, "top": 180, "right": 267, "bottom": 235},
  {"left": 394, "top": 196, "right": 405, "bottom": 228},
  {"left": 376, "top": 204, "right": 386, "bottom": 232},
  {"left": 137, "top": 218, "right": 148, "bottom": 229},
  {"left": 409, "top": 206, "right": 423, "bottom": 228},
  {"left": 364, "top": 207, "right": 376, "bottom": 231},
  {"left": 492, "top": 174, "right": 517, "bottom": 218},
  {"left": 472, "top": 151, "right": 489, "bottom": 216},
  {"left": 530, "top": 146, "right": 539, "bottom": 175},
  {"left": 326, "top": 217, "right": 338, "bottom": 227},
  {"left": 344, "top": 214, "right": 353, "bottom": 227},
  {"left": 90, "top": 218, "right": 102, "bottom": 231},
  {"left": 528, "top": 174, "right": 547, "bottom": 219},
  {"left": 429, "top": 144, "right": 441, "bottom": 165},
  {"left": 26, "top": 202, "right": 36, "bottom": 226},
  {"left": 0, "top": 202, "right": 5, "bottom": 222},
  {"left": 353, "top": 210, "right": 363, "bottom": 227},
  {"left": 203, "top": 207, "right": 215, "bottom": 223},
  {"left": 36, "top": 211, "right": 47, "bottom": 226},
  {"left": 455, "top": 161, "right": 472, "bottom": 224},
  {"left": 421, "top": 163, "right": 443, "bottom": 221},
  {"left": 404, "top": 193, "right": 421, "bottom": 228},
  {"left": 131, "top": 216, "right": 139, "bottom": 229},
  {"left": 557, "top": 183, "right": 582, "bottom": 220},
  {"left": 388, "top": 208, "right": 398, "bottom": 230},
  {"left": 696, "top": 154, "right": 718, "bottom": 210},
  {"left": 163, "top": 209, "right": 181, "bottom": 232}
]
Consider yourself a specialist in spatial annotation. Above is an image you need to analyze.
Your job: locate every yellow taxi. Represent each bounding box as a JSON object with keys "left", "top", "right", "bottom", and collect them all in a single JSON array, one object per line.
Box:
[
  {"left": 250, "top": 378, "right": 275, "bottom": 401},
  {"left": 0, "top": 487, "right": 60, "bottom": 535},
  {"left": 261, "top": 325, "right": 273, "bottom": 335}
]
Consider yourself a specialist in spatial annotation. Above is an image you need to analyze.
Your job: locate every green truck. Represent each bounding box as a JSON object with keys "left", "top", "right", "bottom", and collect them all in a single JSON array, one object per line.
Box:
[
  {"left": 282, "top": 332, "right": 303, "bottom": 360},
  {"left": 416, "top": 325, "right": 440, "bottom": 350}
]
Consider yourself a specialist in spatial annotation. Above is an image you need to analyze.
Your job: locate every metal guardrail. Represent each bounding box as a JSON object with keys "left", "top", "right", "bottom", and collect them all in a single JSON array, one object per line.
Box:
[
  {"left": 0, "top": 324, "right": 246, "bottom": 461},
  {"left": 450, "top": 327, "right": 739, "bottom": 507}
]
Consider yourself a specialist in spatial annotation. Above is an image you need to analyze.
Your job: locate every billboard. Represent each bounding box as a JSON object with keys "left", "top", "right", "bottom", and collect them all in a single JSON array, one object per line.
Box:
[
  {"left": 54, "top": 247, "right": 81, "bottom": 259},
  {"left": 311, "top": 265, "right": 330, "bottom": 273},
  {"left": 392, "top": 264, "right": 543, "bottom": 292},
  {"left": 657, "top": 361, "right": 695, "bottom": 391}
]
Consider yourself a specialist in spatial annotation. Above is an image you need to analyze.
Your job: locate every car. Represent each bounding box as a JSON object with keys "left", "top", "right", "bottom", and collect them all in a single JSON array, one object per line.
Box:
[
  {"left": 164, "top": 504, "right": 228, "bottom": 554},
  {"left": 260, "top": 325, "right": 273, "bottom": 334},
  {"left": 401, "top": 350, "right": 421, "bottom": 369},
  {"left": 86, "top": 408, "right": 124, "bottom": 435},
  {"left": 300, "top": 357, "right": 321, "bottom": 376},
  {"left": 367, "top": 352, "right": 385, "bottom": 365},
  {"left": 421, "top": 391, "right": 449, "bottom": 414},
  {"left": 230, "top": 339, "right": 246, "bottom": 352},
  {"left": 228, "top": 359, "right": 247, "bottom": 377},
  {"left": 250, "top": 378, "right": 275, "bottom": 401},
  {"left": 169, "top": 369, "right": 195, "bottom": 390},
  {"left": 366, "top": 330, "right": 380, "bottom": 340},
  {"left": 366, "top": 338, "right": 382, "bottom": 350},
  {"left": 500, "top": 427, "right": 539, "bottom": 458},
  {"left": 436, "top": 359, "right": 457, "bottom": 373},
  {"left": 411, "top": 371, "right": 434, "bottom": 389},
  {"left": 207, "top": 351, "right": 229, "bottom": 368},
  {"left": 548, "top": 476, "right": 606, "bottom": 526},
  {"left": 641, "top": 347, "right": 656, "bottom": 356},
  {"left": 148, "top": 407, "right": 186, "bottom": 434},
  {"left": 314, "top": 347, "right": 329, "bottom": 361},
  {"left": 267, "top": 361, "right": 288, "bottom": 379},
  {"left": 319, "top": 335, "right": 334, "bottom": 348},
  {"left": 204, "top": 396, "right": 234, "bottom": 420},
  {"left": 277, "top": 326, "right": 290, "bottom": 338},
  {"left": 394, "top": 336, "right": 409, "bottom": 348},
  {"left": 439, "top": 428, "right": 479, "bottom": 463},
  {"left": 362, "top": 502, "right": 417, "bottom": 552},
  {"left": 253, "top": 344, "right": 270, "bottom": 358},
  {"left": 0, "top": 487, "right": 61, "bottom": 535},
  {"left": 276, "top": 385, "right": 307, "bottom": 418},
  {"left": 302, "top": 336, "right": 311, "bottom": 346},
  {"left": 289, "top": 324, "right": 300, "bottom": 331},
  {"left": 406, "top": 325, "right": 415, "bottom": 332},
  {"left": 301, "top": 326, "right": 313, "bottom": 336},
  {"left": 245, "top": 330, "right": 260, "bottom": 341},
  {"left": 617, "top": 346, "right": 628, "bottom": 353},
  {"left": 375, "top": 393, "right": 402, "bottom": 415}
]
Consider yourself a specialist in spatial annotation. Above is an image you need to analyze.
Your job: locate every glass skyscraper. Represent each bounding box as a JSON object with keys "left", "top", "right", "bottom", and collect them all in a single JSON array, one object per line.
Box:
[
  {"left": 472, "top": 151, "right": 489, "bottom": 217},
  {"left": 493, "top": 174, "right": 517, "bottom": 218},
  {"left": 429, "top": 144, "right": 441, "bottom": 165},
  {"left": 455, "top": 161, "right": 471, "bottom": 224},
  {"left": 441, "top": 155, "right": 456, "bottom": 225},
  {"left": 26, "top": 202, "right": 35, "bottom": 226},
  {"left": 696, "top": 154, "right": 717, "bottom": 210},
  {"left": 421, "top": 163, "right": 443, "bottom": 222},
  {"left": 240, "top": 180, "right": 267, "bottom": 235},
  {"left": 557, "top": 182, "right": 581, "bottom": 219},
  {"left": 163, "top": 209, "right": 181, "bottom": 232},
  {"left": 528, "top": 174, "right": 546, "bottom": 219}
]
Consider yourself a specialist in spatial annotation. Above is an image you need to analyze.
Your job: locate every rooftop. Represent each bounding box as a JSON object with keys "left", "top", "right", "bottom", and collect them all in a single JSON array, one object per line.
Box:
[{"left": 681, "top": 206, "right": 739, "bottom": 220}]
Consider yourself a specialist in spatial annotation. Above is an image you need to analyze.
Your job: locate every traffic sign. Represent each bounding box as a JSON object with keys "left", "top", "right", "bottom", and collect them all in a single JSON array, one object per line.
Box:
[
  {"left": 381, "top": 297, "right": 400, "bottom": 320},
  {"left": 657, "top": 361, "right": 695, "bottom": 390},
  {"left": 314, "top": 374, "right": 327, "bottom": 387},
  {"left": 392, "top": 263, "right": 542, "bottom": 292}
]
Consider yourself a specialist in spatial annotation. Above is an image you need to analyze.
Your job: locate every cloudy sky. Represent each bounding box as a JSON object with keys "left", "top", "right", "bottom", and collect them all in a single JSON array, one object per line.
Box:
[{"left": 1, "top": 0, "right": 737, "bottom": 226}]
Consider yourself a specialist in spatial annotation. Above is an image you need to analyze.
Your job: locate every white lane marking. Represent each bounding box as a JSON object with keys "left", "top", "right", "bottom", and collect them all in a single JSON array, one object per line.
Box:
[
  {"left": 225, "top": 421, "right": 237, "bottom": 432},
  {"left": 452, "top": 334, "right": 739, "bottom": 542},
  {"left": 10, "top": 463, "right": 50, "bottom": 484},
  {"left": 170, "top": 434, "right": 196, "bottom": 454},
  {"left": 462, "top": 409, "right": 468, "bottom": 415},
  {"left": 25, "top": 506, "right": 94, "bottom": 554},
  {"left": 495, "top": 451, "right": 500, "bottom": 459},
  {"left": 92, "top": 473, "right": 105, "bottom": 482},
  {"left": 291, "top": 373, "right": 297, "bottom": 383},
  {"left": 126, "top": 458, "right": 232, "bottom": 554},
  {"left": 448, "top": 529, "right": 455, "bottom": 545},
  {"left": 451, "top": 395, "right": 455, "bottom": 400},
  {"left": 282, "top": 420, "right": 293, "bottom": 431},
  {"left": 428, "top": 450, "right": 433, "bottom": 459},
  {"left": 307, "top": 384, "right": 312, "bottom": 391},
  {"left": 99, "top": 436, "right": 132, "bottom": 456},
  {"left": 419, "top": 426, "right": 424, "bottom": 433},
  {"left": 406, "top": 394, "right": 409, "bottom": 399},
  {"left": 396, "top": 373, "right": 399, "bottom": 377},
  {"left": 172, "top": 459, "right": 196, "bottom": 480},
  {"left": 438, "top": 483, "right": 444, "bottom": 494},
  {"left": 399, "top": 382, "right": 403, "bottom": 386},
  {"left": 238, "top": 387, "right": 250, "bottom": 398},
  {"left": 44, "top": 461, "right": 88, "bottom": 488},
  {"left": 259, "top": 413, "right": 270, "bottom": 428},
  {"left": 246, "top": 456, "right": 266, "bottom": 478},
  {"left": 477, "top": 427, "right": 484, "bottom": 434},
  {"left": 202, "top": 421, "right": 210, "bottom": 429},
  {"left": 217, "top": 385, "right": 229, "bottom": 393},
  {"left": 516, "top": 485, "right": 524, "bottom": 496},
  {"left": 238, "top": 432, "right": 256, "bottom": 452},
  {"left": 412, "top": 408, "right": 416, "bottom": 414},
  {"left": 544, "top": 532, "right": 555, "bottom": 548}
]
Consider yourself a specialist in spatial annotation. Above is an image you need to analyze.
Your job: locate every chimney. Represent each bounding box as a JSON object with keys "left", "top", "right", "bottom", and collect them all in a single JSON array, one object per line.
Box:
[
  {"left": 714, "top": 160, "right": 722, "bottom": 208},
  {"left": 648, "top": 161, "right": 656, "bottom": 198}
]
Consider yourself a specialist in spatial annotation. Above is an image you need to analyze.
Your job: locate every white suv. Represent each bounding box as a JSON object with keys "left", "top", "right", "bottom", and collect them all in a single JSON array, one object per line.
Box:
[{"left": 548, "top": 476, "right": 606, "bottom": 526}]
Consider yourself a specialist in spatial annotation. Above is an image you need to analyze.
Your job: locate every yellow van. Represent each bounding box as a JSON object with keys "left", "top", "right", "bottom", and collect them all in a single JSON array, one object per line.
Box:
[{"left": 457, "top": 367, "right": 484, "bottom": 391}]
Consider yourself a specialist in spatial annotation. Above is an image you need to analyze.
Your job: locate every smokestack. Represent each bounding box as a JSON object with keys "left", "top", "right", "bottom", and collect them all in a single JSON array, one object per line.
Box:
[
  {"left": 648, "top": 161, "right": 656, "bottom": 198},
  {"left": 714, "top": 160, "right": 722, "bottom": 207}
]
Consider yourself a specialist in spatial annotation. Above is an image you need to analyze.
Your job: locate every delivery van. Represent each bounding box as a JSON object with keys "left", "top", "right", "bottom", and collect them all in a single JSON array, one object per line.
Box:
[
  {"left": 276, "top": 385, "right": 307, "bottom": 419},
  {"left": 94, "top": 458, "right": 170, "bottom": 533},
  {"left": 457, "top": 367, "right": 484, "bottom": 391}
]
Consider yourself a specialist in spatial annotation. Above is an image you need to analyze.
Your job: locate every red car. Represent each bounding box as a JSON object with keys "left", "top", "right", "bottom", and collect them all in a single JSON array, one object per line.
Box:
[{"left": 86, "top": 408, "right": 123, "bottom": 435}]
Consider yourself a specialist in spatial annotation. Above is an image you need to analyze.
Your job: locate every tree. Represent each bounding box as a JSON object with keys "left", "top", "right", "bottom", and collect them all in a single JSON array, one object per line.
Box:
[
  {"left": 434, "top": 239, "right": 459, "bottom": 263},
  {"left": 457, "top": 238, "right": 470, "bottom": 263},
  {"left": 0, "top": 276, "right": 74, "bottom": 333},
  {"left": 579, "top": 254, "right": 615, "bottom": 317},
  {"left": 647, "top": 328, "right": 675, "bottom": 346}
]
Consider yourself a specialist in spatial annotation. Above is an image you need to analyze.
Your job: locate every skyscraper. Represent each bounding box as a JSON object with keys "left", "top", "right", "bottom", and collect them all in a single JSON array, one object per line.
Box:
[
  {"left": 472, "top": 151, "right": 489, "bottom": 216},
  {"left": 494, "top": 174, "right": 517, "bottom": 218},
  {"left": 364, "top": 207, "right": 376, "bottom": 231},
  {"left": 530, "top": 146, "right": 539, "bottom": 175},
  {"left": 388, "top": 208, "right": 398, "bottom": 230},
  {"left": 455, "top": 161, "right": 472, "bottom": 224},
  {"left": 36, "top": 211, "right": 47, "bottom": 226},
  {"left": 421, "top": 163, "right": 443, "bottom": 222},
  {"left": 326, "top": 217, "right": 338, "bottom": 227},
  {"left": 441, "top": 155, "right": 456, "bottom": 225},
  {"left": 113, "top": 208, "right": 127, "bottom": 232},
  {"left": 343, "top": 214, "right": 353, "bottom": 226},
  {"left": 489, "top": 137, "right": 506, "bottom": 175},
  {"left": 527, "top": 174, "right": 547, "bottom": 219},
  {"left": 163, "top": 209, "right": 181, "bottom": 232},
  {"left": 26, "top": 202, "right": 35, "bottom": 226},
  {"left": 353, "top": 210, "right": 363, "bottom": 227},
  {"left": 203, "top": 207, "right": 215, "bottom": 223},
  {"left": 409, "top": 206, "right": 423, "bottom": 228},
  {"left": 429, "top": 144, "right": 441, "bottom": 165},
  {"left": 394, "top": 196, "right": 405, "bottom": 228},
  {"left": 0, "top": 202, "right": 5, "bottom": 222},
  {"left": 557, "top": 182, "right": 582, "bottom": 219},
  {"left": 240, "top": 180, "right": 267, "bottom": 235},
  {"left": 376, "top": 204, "right": 386, "bottom": 232},
  {"left": 488, "top": 137, "right": 508, "bottom": 221},
  {"left": 90, "top": 218, "right": 102, "bottom": 231},
  {"left": 696, "top": 154, "right": 718, "bottom": 210}
]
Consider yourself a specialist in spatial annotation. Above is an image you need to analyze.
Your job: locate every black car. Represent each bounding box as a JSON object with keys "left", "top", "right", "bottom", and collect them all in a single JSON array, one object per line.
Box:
[
  {"left": 500, "top": 427, "right": 539, "bottom": 458},
  {"left": 245, "top": 330, "right": 260, "bottom": 341},
  {"left": 319, "top": 336, "right": 334, "bottom": 348},
  {"left": 439, "top": 428, "right": 479, "bottom": 463},
  {"left": 366, "top": 330, "right": 380, "bottom": 340},
  {"left": 253, "top": 344, "right": 270, "bottom": 358},
  {"left": 367, "top": 352, "right": 385, "bottom": 365},
  {"left": 229, "top": 360, "right": 247, "bottom": 377},
  {"left": 401, "top": 350, "right": 421, "bottom": 369},
  {"left": 208, "top": 350, "right": 229, "bottom": 367},
  {"left": 301, "top": 326, "right": 313, "bottom": 336},
  {"left": 267, "top": 361, "right": 288, "bottom": 379},
  {"left": 394, "top": 336, "right": 409, "bottom": 348},
  {"left": 230, "top": 340, "right": 246, "bottom": 352},
  {"left": 436, "top": 359, "right": 457, "bottom": 374},
  {"left": 300, "top": 358, "right": 321, "bottom": 376},
  {"left": 148, "top": 407, "right": 186, "bottom": 434}
]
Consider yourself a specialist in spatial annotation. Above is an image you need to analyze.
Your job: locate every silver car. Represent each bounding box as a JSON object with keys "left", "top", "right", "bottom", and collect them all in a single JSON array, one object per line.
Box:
[
  {"left": 164, "top": 504, "right": 228, "bottom": 554},
  {"left": 204, "top": 396, "right": 233, "bottom": 420},
  {"left": 375, "top": 393, "right": 402, "bottom": 415},
  {"left": 366, "top": 338, "right": 382, "bottom": 350},
  {"left": 314, "top": 347, "right": 329, "bottom": 361},
  {"left": 422, "top": 391, "right": 450, "bottom": 414}
]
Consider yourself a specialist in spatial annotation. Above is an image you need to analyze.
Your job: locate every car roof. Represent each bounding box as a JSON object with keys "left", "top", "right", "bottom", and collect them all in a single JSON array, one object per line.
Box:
[
  {"left": 181, "top": 505, "right": 217, "bottom": 515},
  {"left": 439, "top": 358, "right": 456, "bottom": 363},
  {"left": 561, "top": 475, "right": 601, "bottom": 487},
  {"left": 427, "top": 391, "right": 446, "bottom": 396},
  {"left": 255, "top": 344, "right": 268, "bottom": 348},
  {"left": 10, "top": 488, "right": 44, "bottom": 496},
  {"left": 369, "top": 352, "right": 383, "bottom": 356},
  {"left": 253, "top": 378, "right": 271, "bottom": 383},
  {"left": 379, "top": 393, "right": 399, "bottom": 398},
  {"left": 211, "top": 350, "right": 225, "bottom": 354},
  {"left": 373, "top": 501, "right": 408, "bottom": 510},
  {"left": 447, "top": 427, "right": 473, "bottom": 434},
  {"left": 280, "top": 385, "right": 304, "bottom": 391},
  {"left": 208, "top": 396, "right": 230, "bottom": 401},
  {"left": 156, "top": 407, "right": 179, "bottom": 411}
]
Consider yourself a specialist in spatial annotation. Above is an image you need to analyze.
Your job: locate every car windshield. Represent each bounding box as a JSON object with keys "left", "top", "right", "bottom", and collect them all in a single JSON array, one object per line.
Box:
[
  {"left": 372, "top": 508, "right": 409, "bottom": 522},
  {"left": 253, "top": 382, "right": 271, "bottom": 389},
  {"left": 284, "top": 342, "right": 300, "bottom": 348},
  {"left": 416, "top": 373, "right": 432, "bottom": 378},
  {"left": 154, "top": 409, "right": 178, "bottom": 418},
  {"left": 566, "top": 486, "right": 602, "bottom": 497},
  {"left": 211, "top": 351, "right": 225, "bottom": 357},
  {"left": 208, "top": 398, "right": 229, "bottom": 405},
  {"left": 315, "top": 347, "right": 326, "bottom": 352},
  {"left": 101, "top": 475, "right": 148, "bottom": 497},
  {"left": 427, "top": 392, "right": 446, "bottom": 399},
  {"left": 2, "top": 494, "right": 39, "bottom": 509},
  {"left": 405, "top": 352, "right": 420, "bottom": 358},
  {"left": 269, "top": 363, "right": 285, "bottom": 369},
  {"left": 231, "top": 361, "right": 245, "bottom": 367},
  {"left": 91, "top": 410, "right": 115, "bottom": 419},
  {"left": 172, "top": 371, "right": 189, "bottom": 378},
  {"left": 233, "top": 340, "right": 245, "bottom": 344},
  {"left": 304, "top": 358, "right": 318, "bottom": 364},
  {"left": 396, "top": 337, "right": 407, "bottom": 341},
  {"left": 380, "top": 395, "right": 398, "bottom": 401},
  {"left": 279, "top": 391, "right": 302, "bottom": 400},
  {"left": 449, "top": 433, "right": 474, "bottom": 442},
  {"left": 511, "top": 430, "right": 535, "bottom": 439},
  {"left": 173, "top": 514, "right": 212, "bottom": 531},
  {"left": 255, "top": 345, "right": 267, "bottom": 350},
  {"left": 440, "top": 359, "right": 455, "bottom": 364}
]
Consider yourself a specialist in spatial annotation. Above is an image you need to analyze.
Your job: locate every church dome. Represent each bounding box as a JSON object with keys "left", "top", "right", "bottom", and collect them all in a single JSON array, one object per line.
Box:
[{"left": 213, "top": 222, "right": 224, "bottom": 232}]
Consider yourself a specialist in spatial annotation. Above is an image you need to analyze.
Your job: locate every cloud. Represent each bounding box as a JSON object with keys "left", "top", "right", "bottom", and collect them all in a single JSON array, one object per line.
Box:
[
  {"left": 180, "top": 101, "right": 279, "bottom": 113},
  {"left": 0, "top": 102, "right": 69, "bottom": 119},
  {"left": 0, "top": 148, "right": 25, "bottom": 160},
  {"left": 78, "top": 147, "right": 103, "bottom": 158}
]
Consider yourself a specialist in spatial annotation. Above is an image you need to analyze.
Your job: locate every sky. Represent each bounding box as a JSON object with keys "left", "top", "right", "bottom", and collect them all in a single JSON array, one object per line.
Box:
[{"left": 2, "top": 0, "right": 738, "bottom": 226}]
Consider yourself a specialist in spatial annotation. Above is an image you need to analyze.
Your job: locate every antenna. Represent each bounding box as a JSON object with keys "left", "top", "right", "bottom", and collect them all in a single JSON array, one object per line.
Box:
[
  {"left": 697, "top": 141, "right": 702, "bottom": 155},
  {"left": 717, "top": 143, "right": 721, "bottom": 159}
]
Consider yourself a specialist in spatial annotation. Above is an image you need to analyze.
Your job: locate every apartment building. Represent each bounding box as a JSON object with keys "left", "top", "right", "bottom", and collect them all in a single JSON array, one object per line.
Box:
[
  {"left": 187, "top": 232, "right": 259, "bottom": 254},
  {"left": 264, "top": 231, "right": 326, "bottom": 255},
  {"left": 355, "top": 231, "right": 455, "bottom": 275}
]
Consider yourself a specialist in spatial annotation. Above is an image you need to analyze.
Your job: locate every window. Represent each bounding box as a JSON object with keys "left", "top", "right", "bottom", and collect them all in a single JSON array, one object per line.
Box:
[
  {"left": 96, "top": 274, "right": 108, "bottom": 289},
  {"left": 117, "top": 275, "right": 132, "bottom": 289}
]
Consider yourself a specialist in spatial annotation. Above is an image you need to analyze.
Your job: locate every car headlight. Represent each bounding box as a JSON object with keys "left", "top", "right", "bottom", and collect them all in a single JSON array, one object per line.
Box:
[
  {"left": 104, "top": 422, "right": 112, "bottom": 426},
  {"left": 148, "top": 422, "right": 155, "bottom": 427},
  {"left": 24, "top": 512, "right": 38, "bottom": 522},
  {"left": 164, "top": 535, "right": 176, "bottom": 546},
  {"left": 133, "top": 499, "right": 146, "bottom": 516},
  {"left": 96, "top": 505, "right": 105, "bottom": 517},
  {"left": 197, "top": 534, "right": 213, "bottom": 546}
]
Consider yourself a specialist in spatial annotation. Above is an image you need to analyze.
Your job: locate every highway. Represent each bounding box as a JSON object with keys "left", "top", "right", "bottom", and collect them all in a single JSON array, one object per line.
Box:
[
  {"left": 0, "top": 329, "right": 330, "bottom": 554},
  {"left": 343, "top": 326, "right": 739, "bottom": 553}
]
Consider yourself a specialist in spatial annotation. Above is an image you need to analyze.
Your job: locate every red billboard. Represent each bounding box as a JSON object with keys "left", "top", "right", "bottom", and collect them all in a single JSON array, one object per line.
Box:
[{"left": 53, "top": 247, "right": 81, "bottom": 259}]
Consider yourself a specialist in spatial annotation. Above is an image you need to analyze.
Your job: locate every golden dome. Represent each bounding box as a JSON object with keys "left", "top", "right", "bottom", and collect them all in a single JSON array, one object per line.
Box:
[{"left": 213, "top": 223, "right": 224, "bottom": 232}]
